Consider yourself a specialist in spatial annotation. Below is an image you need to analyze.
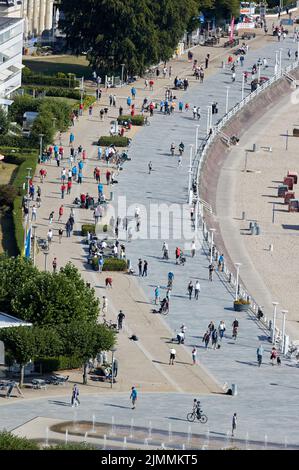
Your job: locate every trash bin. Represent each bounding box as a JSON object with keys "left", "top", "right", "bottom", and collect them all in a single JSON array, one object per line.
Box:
[{"left": 231, "top": 383, "right": 238, "bottom": 396}]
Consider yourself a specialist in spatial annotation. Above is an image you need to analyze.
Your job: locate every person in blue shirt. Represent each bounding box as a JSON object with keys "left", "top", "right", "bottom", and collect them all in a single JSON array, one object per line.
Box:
[
  {"left": 130, "top": 386, "right": 137, "bottom": 409},
  {"left": 78, "top": 171, "right": 83, "bottom": 184},
  {"left": 98, "top": 183, "right": 103, "bottom": 195},
  {"left": 127, "top": 96, "right": 132, "bottom": 107},
  {"left": 98, "top": 146, "right": 102, "bottom": 160},
  {"left": 154, "top": 285, "right": 160, "bottom": 305},
  {"left": 72, "top": 165, "right": 77, "bottom": 180},
  {"left": 69, "top": 132, "right": 74, "bottom": 146},
  {"left": 78, "top": 160, "right": 83, "bottom": 171},
  {"left": 131, "top": 87, "right": 136, "bottom": 99}
]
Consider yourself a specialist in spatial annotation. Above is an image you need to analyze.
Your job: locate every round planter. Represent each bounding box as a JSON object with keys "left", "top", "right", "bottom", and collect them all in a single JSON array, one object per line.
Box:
[{"left": 233, "top": 302, "right": 250, "bottom": 312}]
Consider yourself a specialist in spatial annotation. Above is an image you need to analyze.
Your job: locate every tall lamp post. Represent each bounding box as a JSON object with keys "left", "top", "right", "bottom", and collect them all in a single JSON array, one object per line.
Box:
[
  {"left": 209, "top": 228, "right": 216, "bottom": 264},
  {"left": 32, "top": 224, "right": 37, "bottom": 266},
  {"left": 44, "top": 250, "right": 49, "bottom": 272},
  {"left": 234, "top": 263, "right": 242, "bottom": 301},
  {"left": 241, "top": 72, "right": 245, "bottom": 100},
  {"left": 225, "top": 87, "right": 230, "bottom": 114},
  {"left": 188, "top": 144, "right": 194, "bottom": 204},
  {"left": 121, "top": 64, "right": 125, "bottom": 86},
  {"left": 272, "top": 301, "right": 279, "bottom": 344},
  {"left": 38, "top": 134, "right": 44, "bottom": 162},
  {"left": 195, "top": 124, "right": 200, "bottom": 153},
  {"left": 279, "top": 48, "right": 283, "bottom": 73},
  {"left": 111, "top": 348, "right": 117, "bottom": 389},
  {"left": 281, "top": 309, "right": 288, "bottom": 353}
]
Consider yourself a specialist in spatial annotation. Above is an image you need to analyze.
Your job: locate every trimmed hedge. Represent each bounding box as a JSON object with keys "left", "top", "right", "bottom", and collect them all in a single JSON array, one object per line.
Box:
[
  {"left": 81, "top": 224, "right": 95, "bottom": 236},
  {"left": 98, "top": 136, "right": 130, "bottom": 147},
  {"left": 0, "top": 135, "right": 38, "bottom": 148},
  {"left": 34, "top": 355, "right": 83, "bottom": 373},
  {"left": 117, "top": 115, "right": 144, "bottom": 126},
  {"left": 103, "top": 258, "right": 127, "bottom": 271},
  {"left": 22, "top": 72, "right": 78, "bottom": 88},
  {"left": 3, "top": 147, "right": 39, "bottom": 254},
  {"left": 23, "top": 85, "right": 81, "bottom": 100}
]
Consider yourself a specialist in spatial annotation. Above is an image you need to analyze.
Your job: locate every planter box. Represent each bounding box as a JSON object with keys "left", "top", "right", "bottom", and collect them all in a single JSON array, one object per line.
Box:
[{"left": 233, "top": 302, "right": 250, "bottom": 312}]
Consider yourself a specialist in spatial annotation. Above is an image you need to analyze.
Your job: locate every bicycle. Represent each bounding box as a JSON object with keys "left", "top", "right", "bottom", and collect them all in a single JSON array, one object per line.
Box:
[{"left": 187, "top": 410, "right": 208, "bottom": 424}]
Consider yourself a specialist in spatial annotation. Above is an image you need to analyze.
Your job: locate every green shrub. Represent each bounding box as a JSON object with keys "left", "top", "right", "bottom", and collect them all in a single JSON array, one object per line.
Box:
[
  {"left": 102, "top": 258, "right": 127, "bottom": 271},
  {"left": 81, "top": 224, "right": 95, "bottom": 236},
  {"left": 98, "top": 136, "right": 129, "bottom": 147},
  {"left": 23, "top": 85, "right": 81, "bottom": 100},
  {"left": 34, "top": 355, "right": 83, "bottom": 373},
  {"left": 74, "top": 95, "right": 96, "bottom": 110},
  {"left": 0, "top": 185, "right": 17, "bottom": 208},
  {"left": 22, "top": 71, "right": 78, "bottom": 88},
  {"left": 117, "top": 114, "right": 144, "bottom": 126},
  {"left": 0, "top": 135, "right": 38, "bottom": 148},
  {"left": 0, "top": 431, "right": 39, "bottom": 450}
]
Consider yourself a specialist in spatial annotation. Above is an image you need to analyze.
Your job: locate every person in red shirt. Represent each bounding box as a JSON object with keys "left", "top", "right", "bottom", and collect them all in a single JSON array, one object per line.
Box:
[
  {"left": 106, "top": 170, "right": 111, "bottom": 185},
  {"left": 82, "top": 149, "right": 87, "bottom": 160},
  {"left": 67, "top": 180, "right": 72, "bottom": 195},
  {"left": 105, "top": 277, "right": 113, "bottom": 288},
  {"left": 58, "top": 205, "right": 64, "bottom": 221},
  {"left": 79, "top": 103, "right": 83, "bottom": 116},
  {"left": 149, "top": 79, "right": 154, "bottom": 91},
  {"left": 61, "top": 184, "right": 66, "bottom": 199},
  {"left": 175, "top": 247, "right": 181, "bottom": 264}
]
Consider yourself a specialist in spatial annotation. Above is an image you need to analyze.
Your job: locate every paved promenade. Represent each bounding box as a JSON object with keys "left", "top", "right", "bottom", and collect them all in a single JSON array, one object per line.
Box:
[{"left": 1, "top": 28, "right": 299, "bottom": 446}]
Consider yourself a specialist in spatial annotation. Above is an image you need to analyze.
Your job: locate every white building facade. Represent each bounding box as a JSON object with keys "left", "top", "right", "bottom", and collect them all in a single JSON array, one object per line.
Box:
[
  {"left": 0, "top": 16, "right": 23, "bottom": 105},
  {"left": 0, "top": 0, "right": 54, "bottom": 38}
]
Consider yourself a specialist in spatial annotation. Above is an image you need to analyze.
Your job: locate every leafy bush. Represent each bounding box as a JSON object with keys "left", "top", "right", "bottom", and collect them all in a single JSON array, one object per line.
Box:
[
  {"left": 34, "top": 355, "right": 82, "bottom": 373},
  {"left": 117, "top": 114, "right": 144, "bottom": 126},
  {"left": 76, "top": 95, "right": 96, "bottom": 110},
  {"left": 0, "top": 184, "right": 17, "bottom": 208},
  {"left": 102, "top": 258, "right": 127, "bottom": 271},
  {"left": 0, "top": 431, "right": 39, "bottom": 450},
  {"left": 234, "top": 299, "right": 250, "bottom": 305},
  {"left": 0, "top": 135, "right": 38, "bottom": 148},
  {"left": 23, "top": 85, "right": 81, "bottom": 100},
  {"left": 0, "top": 107, "right": 9, "bottom": 135},
  {"left": 98, "top": 136, "right": 129, "bottom": 147},
  {"left": 22, "top": 71, "right": 78, "bottom": 88},
  {"left": 81, "top": 224, "right": 95, "bottom": 236}
]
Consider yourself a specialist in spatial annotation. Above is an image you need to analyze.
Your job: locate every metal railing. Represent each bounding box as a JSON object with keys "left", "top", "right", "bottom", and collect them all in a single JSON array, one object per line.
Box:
[{"left": 192, "top": 60, "right": 299, "bottom": 353}]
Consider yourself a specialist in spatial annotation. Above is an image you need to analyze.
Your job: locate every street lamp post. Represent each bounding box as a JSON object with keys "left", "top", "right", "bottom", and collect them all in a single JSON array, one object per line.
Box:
[
  {"left": 258, "top": 64, "right": 261, "bottom": 83},
  {"left": 111, "top": 348, "right": 117, "bottom": 389},
  {"left": 234, "top": 263, "right": 242, "bottom": 301},
  {"left": 44, "top": 250, "right": 49, "bottom": 272},
  {"left": 209, "top": 228, "right": 216, "bottom": 264},
  {"left": 121, "top": 64, "right": 125, "bottom": 86},
  {"left": 225, "top": 87, "right": 229, "bottom": 114},
  {"left": 241, "top": 72, "right": 245, "bottom": 100},
  {"left": 281, "top": 309, "right": 288, "bottom": 353},
  {"left": 279, "top": 49, "right": 282, "bottom": 73},
  {"left": 32, "top": 224, "right": 37, "bottom": 266},
  {"left": 272, "top": 301, "right": 279, "bottom": 344},
  {"left": 38, "top": 134, "right": 44, "bottom": 162},
  {"left": 188, "top": 144, "right": 194, "bottom": 204},
  {"left": 195, "top": 125, "right": 200, "bottom": 153},
  {"left": 80, "top": 77, "right": 84, "bottom": 106},
  {"left": 275, "top": 50, "right": 279, "bottom": 75}
]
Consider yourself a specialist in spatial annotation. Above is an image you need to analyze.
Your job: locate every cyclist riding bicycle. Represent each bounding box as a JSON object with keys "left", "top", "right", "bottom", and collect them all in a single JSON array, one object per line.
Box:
[
  {"left": 193, "top": 398, "right": 202, "bottom": 419},
  {"left": 232, "top": 318, "right": 239, "bottom": 339}
]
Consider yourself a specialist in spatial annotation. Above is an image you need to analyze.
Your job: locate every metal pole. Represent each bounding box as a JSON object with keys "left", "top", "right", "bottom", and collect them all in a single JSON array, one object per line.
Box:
[
  {"left": 241, "top": 73, "right": 245, "bottom": 100},
  {"left": 235, "top": 263, "right": 241, "bottom": 301},
  {"left": 209, "top": 229, "right": 215, "bottom": 264},
  {"left": 111, "top": 350, "right": 114, "bottom": 389},
  {"left": 258, "top": 64, "right": 261, "bottom": 83},
  {"left": 272, "top": 202, "right": 275, "bottom": 223},
  {"left": 279, "top": 49, "right": 282, "bottom": 73},
  {"left": 80, "top": 77, "right": 84, "bottom": 105},
  {"left": 121, "top": 64, "right": 125, "bottom": 85},
  {"left": 286, "top": 130, "right": 288, "bottom": 151},
  {"left": 209, "top": 106, "right": 212, "bottom": 129},
  {"left": 281, "top": 310, "right": 287, "bottom": 353},
  {"left": 206, "top": 106, "right": 210, "bottom": 134},
  {"left": 272, "top": 302, "right": 279, "bottom": 344},
  {"left": 244, "top": 150, "right": 248, "bottom": 171},
  {"left": 274, "top": 51, "right": 278, "bottom": 75},
  {"left": 297, "top": 40, "right": 299, "bottom": 62},
  {"left": 44, "top": 252, "right": 49, "bottom": 272},
  {"left": 32, "top": 225, "right": 37, "bottom": 266},
  {"left": 225, "top": 87, "right": 229, "bottom": 114},
  {"left": 188, "top": 145, "right": 193, "bottom": 204},
  {"left": 195, "top": 125, "right": 200, "bottom": 153}
]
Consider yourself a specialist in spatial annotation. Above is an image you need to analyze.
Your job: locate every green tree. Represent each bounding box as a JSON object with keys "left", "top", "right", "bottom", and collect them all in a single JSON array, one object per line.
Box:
[
  {"left": 0, "top": 325, "right": 61, "bottom": 386},
  {"left": 58, "top": 321, "right": 116, "bottom": 384},
  {"left": 0, "top": 255, "right": 38, "bottom": 315},
  {"left": 0, "top": 107, "right": 9, "bottom": 135},
  {"left": 11, "top": 262, "right": 100, "bottom": 326}
]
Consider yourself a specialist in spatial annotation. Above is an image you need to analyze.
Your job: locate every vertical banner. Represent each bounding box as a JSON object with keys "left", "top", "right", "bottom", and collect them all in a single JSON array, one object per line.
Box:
[
  {"left": 230, "top": 17, "right": 235, "bottom": 41},
  {"left": 25, "top": 226, "right": 31, "bottom": 258}
]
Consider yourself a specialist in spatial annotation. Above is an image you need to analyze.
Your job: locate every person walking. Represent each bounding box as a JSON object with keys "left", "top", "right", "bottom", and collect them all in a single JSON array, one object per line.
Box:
[
  {"left": 218, "top": 320, "right": 226, "bottom": 340},
  {"left": 130, "top": 386, "right": 137, "bottom": 409},
  {"left": 169, "top": 347, "right": 176, "bottom": 365},
  {"left": 232, "top": 413, "right": 237, "bottom": 437},
  {"left": 218, "top": 253, "right": 224, "bottom": 271},
  {"left": 31, "top": 205, "right": 37, "bottom": 221},
  {"left": 142, "top": 260, "right": 148, "bottom": 277},
  {"left": 194, "top": 280, "right": 200, "bottom": 300},
  {"left": 47, "top": 228, "right": 53, "bottom": 244},
  {"left": 208, "top": 263, "right": 214, "bottom": 281},
  {"left": 232, "top": 318, "right": 239, "bottom": 340},
  {"left": 191, "top": 240, "right": 196, "bottom": 257},
  {"left": 257, "top": 344, "right": 264, "bottom": 367},
  {"left": 270, "top": 346, "right": 278, "bottom": 365},
  {"left": 61, "top": 183, "right": 66, "bottom": 199},
  {"left": 71, "top": 384, "right": 80, "bottom": 407},
  {"left": 58, "top": 228, "right": 63, "bottom": 243},
  {"left": 187, "top": 281, "right": 193, "bottom": 300},
  {"left": 154, "top": 285, "right": 160, "bottom": 304},
  {"left": 49, "top": 210, "right": 54, "bottom": 225},
  {"left": 192, "top": 347, "right": 197, "bottom": 365},
  {"left": 211, "top": 329, "right": 218, "bottom": 349},
  {"left": 202, "top": 330, "right": 211, "bottom": 349},
  {"left": 138, "top": 258, "right": 142, "bottom": 276},
  {"left": 148, "top": 161, "right": 153, "bottom": 174},
  {"left": 52, "top": 257, "right": 57, "bottom": 273},
  {"left": 58, "top": 205, "right": 64, "bottom": 221},
  {"left": 117, "top": 310, "right": 125, "bottom": 330},
  {"left": 205, "top": 53, "right": 210, "bottom": 69}
]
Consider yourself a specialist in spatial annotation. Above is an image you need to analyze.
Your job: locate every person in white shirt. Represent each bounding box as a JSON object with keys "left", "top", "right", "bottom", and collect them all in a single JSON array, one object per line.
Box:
[
  {"left": 113, "top": 244, "right": 118, "bottom": 257},
  {"left": 194, "top": 281, "right": 200, "bottom": 300},
  {"left": 47, "top": 229, "right": 53, "bottom": 243},
  {"left": 169, "top": 348, "right": 176, "bottom": 365},
  {"left": 191, "top": 240, "right": 196, "bottom": 257},
  {"left": 31, "top": 205, "right": 37, "bottom": 221},
  {"left": 135, "top": 207, "right": 140, "bottom": 219}
]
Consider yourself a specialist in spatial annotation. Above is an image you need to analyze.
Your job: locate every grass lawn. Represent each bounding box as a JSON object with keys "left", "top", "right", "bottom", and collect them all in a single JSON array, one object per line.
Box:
[
  {"left": 0, "top": 162, "right": 18, "bottom": 185},
  {"left": 23, "top": 55, "right": 92, "bottom": 78}
]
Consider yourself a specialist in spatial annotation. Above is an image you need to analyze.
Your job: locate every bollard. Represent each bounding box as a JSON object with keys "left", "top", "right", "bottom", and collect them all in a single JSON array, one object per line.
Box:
[
  {"left": 242, "top": 211, "right": 246, "bottom": 220},
  {"left": 110, "top": 191, "right": 114, "bottom": 201},
  {"left": 252, "top": 143, "right": 258, "bottom": 152},
  {"left": 256, "top": 225, "right": 260, "bottom": 235},
  {"left": 269, "top": 244, "right": 273, "bottom": 252}
]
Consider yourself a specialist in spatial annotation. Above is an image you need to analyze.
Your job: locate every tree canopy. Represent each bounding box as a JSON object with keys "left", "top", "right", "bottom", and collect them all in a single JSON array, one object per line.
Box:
[{"left": 60, "top": 0, "right": 209, "bottom": 75}]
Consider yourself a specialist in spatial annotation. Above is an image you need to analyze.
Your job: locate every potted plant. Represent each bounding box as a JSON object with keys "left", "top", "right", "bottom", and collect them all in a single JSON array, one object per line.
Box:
[{"left": 233, "top": 298, "right": 250, "bottom": 312}]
